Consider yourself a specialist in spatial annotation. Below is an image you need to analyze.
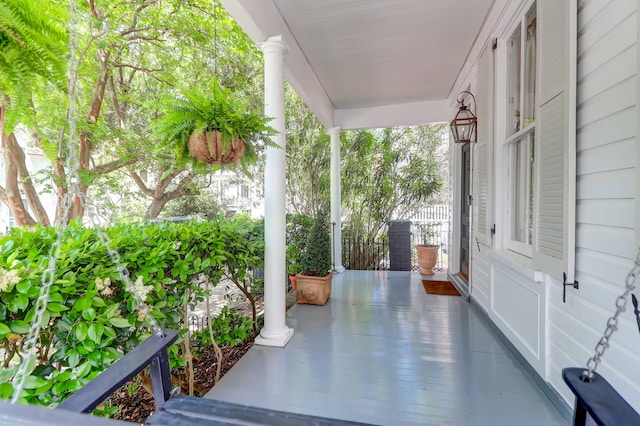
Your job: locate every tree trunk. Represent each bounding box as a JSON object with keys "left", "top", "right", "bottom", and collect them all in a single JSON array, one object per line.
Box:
[
  {"left": 6, "top": 133, "right": 51, "bottom": 226},
  {"left": 70, "top": 49, "right": 111, "bottom": 221},
  {"left": 144, "top": 198, "right": 169, "bottom": 219},
  {"left": 0, "top": 102, "right": 36, "bottom": 226}
]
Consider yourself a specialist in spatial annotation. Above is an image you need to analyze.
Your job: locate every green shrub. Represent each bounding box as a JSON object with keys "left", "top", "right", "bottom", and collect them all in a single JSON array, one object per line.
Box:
[
  {"left": 0, "top": 216, "right": 264, "bottom": 406},
  {"left": 299, "top": 210, "right": 332, "bottom": 277},
  {"left": 194, "top": 306, "right": 254, "bottom": 348},
  {"left": 286, "top": 214, "right": 313, "bottom": 276}
]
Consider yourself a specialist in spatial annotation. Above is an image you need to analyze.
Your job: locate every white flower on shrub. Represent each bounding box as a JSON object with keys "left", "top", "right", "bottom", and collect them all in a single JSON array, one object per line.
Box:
[
  {"left": 95, "top": 277, "right": 114, "bottom": 296},
  {"left": 173, "top": 242, "right": 182, "bottom": 250},
  {"left": 132, "top": 276, "right": 153, "bottom": 301},
  {"left": 0, "top": 268, "right": 20, "bottom": 292}
]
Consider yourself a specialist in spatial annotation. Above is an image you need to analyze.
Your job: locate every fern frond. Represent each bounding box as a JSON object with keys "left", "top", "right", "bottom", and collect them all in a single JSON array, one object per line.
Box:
[{"left": 0, "top": 0, "right": 67, "bottom": 101}]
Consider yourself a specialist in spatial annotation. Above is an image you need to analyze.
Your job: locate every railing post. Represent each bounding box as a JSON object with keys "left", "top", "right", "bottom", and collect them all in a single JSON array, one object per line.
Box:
[{"left": 150, "top": 349, "right": 173, "bottom": 410}]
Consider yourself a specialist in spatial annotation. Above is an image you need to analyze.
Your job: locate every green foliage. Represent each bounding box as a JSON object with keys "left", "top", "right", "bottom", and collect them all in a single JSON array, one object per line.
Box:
[
  {"left": 286, "top": 213, "right": 313, "bottom": 275},
  {"left": 0, "top": 217, "right": 264, "bottom": 406},
  {"left": 152, "top": 78, "right": 278, "bottom": 171},
  {"left": 162, "top": 179, "right": 223, "bottom": 220},
  {"left": 194, "top": 306, "right": 253, "bottom": 348},
  {"left": 0, "top": 0, "right": 67, "bottom": 130},
  {"left": 417, "top": 223, "right": 439, "bottom": 246},
  {"left": 341, "top": 126, "right": 445, "bottom": 242},
  {"left": 299, "top": 210, "right": 332, "bottom": 277},
  {"left": 285, "top": 85, "right": 331, "bottom": 216}
]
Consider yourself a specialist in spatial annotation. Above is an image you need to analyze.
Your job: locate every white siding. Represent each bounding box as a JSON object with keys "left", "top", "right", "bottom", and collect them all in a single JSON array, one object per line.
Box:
[
  {"left": 465, "top": 0, "right": 640, "bottom": 414},
  {"left": 547, "top": 0, "right": 640, "bottom": 409}
]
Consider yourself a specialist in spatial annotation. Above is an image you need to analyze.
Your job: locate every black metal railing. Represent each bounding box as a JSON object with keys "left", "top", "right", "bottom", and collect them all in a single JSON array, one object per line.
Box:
[
  {"left": 57, "top": 329, "right": 179, "bottom": 414},
  {"left": 342, "top": 236, "right": 389, "bottom": 270}
]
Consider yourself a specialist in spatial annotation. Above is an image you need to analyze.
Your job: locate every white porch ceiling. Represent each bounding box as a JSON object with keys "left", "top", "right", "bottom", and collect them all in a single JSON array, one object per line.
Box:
[{"left": 220, "top": 0, "right": 496, "bottom": 129}]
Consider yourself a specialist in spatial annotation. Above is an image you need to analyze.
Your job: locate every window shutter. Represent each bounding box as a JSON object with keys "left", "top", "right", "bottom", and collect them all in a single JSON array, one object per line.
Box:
[
  {"left": 473, "top": 43, "right": 494, "bottom": 245},
  {"left": 533, "top": 0, "right": 576, "bottom": 281}
]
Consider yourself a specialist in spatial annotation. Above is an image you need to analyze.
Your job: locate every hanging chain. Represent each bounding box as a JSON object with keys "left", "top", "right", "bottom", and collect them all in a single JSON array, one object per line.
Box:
[
  {"left": 11, "top": 0, "right": 161, "bottom": 403},
  {"left": 584, "top": 247, "right": 640, "bottom": 381}
]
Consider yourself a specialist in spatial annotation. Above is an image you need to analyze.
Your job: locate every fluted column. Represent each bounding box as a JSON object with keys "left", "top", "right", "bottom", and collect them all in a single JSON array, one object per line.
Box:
[
  {"left": 330, "top": 126, "right": 345, "bottom": 273},
  {"left": 255, "top": 35, "right": 294, "bottom": 347}
]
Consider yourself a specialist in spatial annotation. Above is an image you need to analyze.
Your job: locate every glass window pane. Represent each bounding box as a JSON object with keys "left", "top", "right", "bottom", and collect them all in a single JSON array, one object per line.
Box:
[
  {"left": 507, "top": 25, "right": 521, "bottom": 135},
  {"left": 523, "top": 7, "right": 536, "bottom": 127},
  {"left": 510, "top": 138, "right": 534, "bottom": 244}
]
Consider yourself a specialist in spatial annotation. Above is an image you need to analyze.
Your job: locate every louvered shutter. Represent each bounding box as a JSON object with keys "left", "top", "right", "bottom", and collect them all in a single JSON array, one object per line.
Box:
[
  {"left": 533, "top": 0, "right": 576, "bottom": 281},
  {"left": 473, "top": 42, "right": 494, "bottom": 245}
]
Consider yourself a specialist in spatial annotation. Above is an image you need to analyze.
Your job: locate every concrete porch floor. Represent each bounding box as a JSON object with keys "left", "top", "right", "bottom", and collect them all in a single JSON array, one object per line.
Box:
[{"left": 204, "top": 270, "right": 568, "bottom": 426}]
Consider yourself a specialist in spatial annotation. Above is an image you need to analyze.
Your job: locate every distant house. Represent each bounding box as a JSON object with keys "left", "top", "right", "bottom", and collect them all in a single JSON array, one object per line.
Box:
[{"left": 211, "top": 169, "right": 264, "bottom": 218}]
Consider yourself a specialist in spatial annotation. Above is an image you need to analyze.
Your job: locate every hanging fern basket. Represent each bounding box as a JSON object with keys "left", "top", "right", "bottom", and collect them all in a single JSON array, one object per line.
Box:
[{"left": 187, "top": 131, "right": 246, "bottom": 165}]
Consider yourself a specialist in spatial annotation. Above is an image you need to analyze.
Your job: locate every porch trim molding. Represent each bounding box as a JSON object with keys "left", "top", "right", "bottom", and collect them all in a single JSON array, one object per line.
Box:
[
  {"left": 330, "top": 126, "right": 345, "bottom": 273},
  {"left": 469, "top": 298, "right": 573, "bottom": 422},
  {"left": 256, "top": 35, "right": 294, "bottom": 347}
]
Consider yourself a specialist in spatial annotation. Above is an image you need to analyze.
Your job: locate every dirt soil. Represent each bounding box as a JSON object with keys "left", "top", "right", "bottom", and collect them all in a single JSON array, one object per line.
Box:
[
  {"left": 107, "top": 341, "right": 254, "bottom": 423},
  {"left": 106, "top": 291, "right": 297, "bottom": 423}
]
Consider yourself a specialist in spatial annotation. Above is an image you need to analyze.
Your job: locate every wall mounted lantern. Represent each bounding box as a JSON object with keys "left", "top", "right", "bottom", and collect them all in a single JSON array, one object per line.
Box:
[{"left": 450, "top": 91, "right": 477, "bottom": 143}]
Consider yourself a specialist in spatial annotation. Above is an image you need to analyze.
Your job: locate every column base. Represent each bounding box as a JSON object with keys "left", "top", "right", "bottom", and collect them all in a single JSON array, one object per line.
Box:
[
  {"left": 334, "top": 265, "right": 346, "bottom": 274},
  {"left": 255, "top": 326, "right": 294, "bottom": 347}
]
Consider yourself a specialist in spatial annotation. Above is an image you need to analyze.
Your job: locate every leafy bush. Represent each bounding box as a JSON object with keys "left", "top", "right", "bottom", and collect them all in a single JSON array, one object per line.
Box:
[
  {"left": 286, "top": 214, "right": 313, "bottom": 275},
  {"left": 194, "top": 306, "right": 254, "bottom": 348},
  {"left": 299, "top": 210, "right": 332, "bottom": 277},
  {"left": 0, "top": 216, "right": 264, "bottom": 405}
]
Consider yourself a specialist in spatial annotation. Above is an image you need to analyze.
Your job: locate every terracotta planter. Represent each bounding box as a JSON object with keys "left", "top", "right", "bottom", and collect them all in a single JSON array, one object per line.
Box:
[
  {"left": 289, "top": 274, "right": 297, "bottom": 290},
  {"left": 296, "top": 272, "right": 333, "bottom": 305},
  {"left": 416, "top": 244, "right": 439, "bottom": 275},
  {"left": 187, "top": 131, "right": 246, "bottom": 165}
]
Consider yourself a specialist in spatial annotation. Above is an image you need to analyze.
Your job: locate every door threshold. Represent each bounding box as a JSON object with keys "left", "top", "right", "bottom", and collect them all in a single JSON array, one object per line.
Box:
[{"left": 447, "top": 272, "right": 470, "bottom": 301}]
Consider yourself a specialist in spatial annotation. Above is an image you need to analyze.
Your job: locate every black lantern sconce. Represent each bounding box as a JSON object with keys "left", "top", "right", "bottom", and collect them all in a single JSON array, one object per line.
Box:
[{"left": 450, "top": 91, "right": 477, "bottom": 143}]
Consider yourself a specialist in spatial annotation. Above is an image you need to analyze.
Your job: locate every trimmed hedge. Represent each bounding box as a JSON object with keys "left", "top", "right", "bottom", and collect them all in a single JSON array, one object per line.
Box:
[{"left": 0, "top": 216, "right": 263, "bottom": 406}]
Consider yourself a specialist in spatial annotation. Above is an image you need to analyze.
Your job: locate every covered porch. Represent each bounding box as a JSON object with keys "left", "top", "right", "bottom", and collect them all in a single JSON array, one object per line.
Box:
[{"left": 205, "top": 271, "right": 568, "bottom": 425}]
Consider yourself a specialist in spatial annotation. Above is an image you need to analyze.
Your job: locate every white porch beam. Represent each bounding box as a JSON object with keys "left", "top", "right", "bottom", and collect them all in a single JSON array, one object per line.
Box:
[
  {"left": 334, "top": 99, "right": 451, "bottom": 130},
  {"left": 256, "top": 35, "right": 294, "bottom": 348},
  {"left": 330, "top": 127, "right": 345, "bottom": 273}
]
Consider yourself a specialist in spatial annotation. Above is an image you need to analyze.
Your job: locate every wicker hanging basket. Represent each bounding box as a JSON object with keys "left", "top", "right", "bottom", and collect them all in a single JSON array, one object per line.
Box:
[{"left": 187, "top": 131, "right": 246, "bottom": 165}]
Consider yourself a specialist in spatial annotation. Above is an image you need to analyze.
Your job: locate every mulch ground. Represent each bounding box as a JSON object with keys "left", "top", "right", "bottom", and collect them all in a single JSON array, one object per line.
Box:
[
  {"left": 107, "top": 340, "right": 254, "bottom": 423},
  {"left": 106, "top": 291, "right": 296, "bottom": 423}
]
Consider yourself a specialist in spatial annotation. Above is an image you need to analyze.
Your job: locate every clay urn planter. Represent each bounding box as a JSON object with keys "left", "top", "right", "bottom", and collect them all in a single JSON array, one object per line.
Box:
[{"left": 416, "top": 244, "right": 440, "bottom": 275}]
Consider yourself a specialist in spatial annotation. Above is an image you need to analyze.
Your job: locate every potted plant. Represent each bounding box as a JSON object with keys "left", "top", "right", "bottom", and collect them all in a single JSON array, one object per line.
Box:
[
  {"left": 416, "top": 223, "right": 440, "bottom": 275},
  {"left": 296, "top": 210, "right": 333, "bottom": 305},
  {"left": 153, "top": 78, "right": 278, "bottom": 168},
  {"left": 286, "top": 214, "right": 314, "bottom": 290}
]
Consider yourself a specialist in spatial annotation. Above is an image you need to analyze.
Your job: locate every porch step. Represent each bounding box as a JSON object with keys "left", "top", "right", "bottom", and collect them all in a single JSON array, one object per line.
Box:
[{"left": 146, "top": 395, "right": 373, "bottom": 426}]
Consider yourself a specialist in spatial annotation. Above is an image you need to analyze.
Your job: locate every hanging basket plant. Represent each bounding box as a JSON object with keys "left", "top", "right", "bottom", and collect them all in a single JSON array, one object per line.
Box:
[
  {"left": 152, "top": 78, "right": 278, "bottom": 168},
  {"left": 187, "top": 131, "right": 246, "bottom": 165}
]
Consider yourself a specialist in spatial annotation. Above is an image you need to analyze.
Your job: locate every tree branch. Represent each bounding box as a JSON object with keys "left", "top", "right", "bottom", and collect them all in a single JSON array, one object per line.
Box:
[
  {"left": 92, "top": 157, "right": 137, "bottom": 175},
  {"left": 164, "top": 173, "right": 196, "bottom": 200},
  {"left": 129, "top": 170, "right": 154, "bottom": 196}
]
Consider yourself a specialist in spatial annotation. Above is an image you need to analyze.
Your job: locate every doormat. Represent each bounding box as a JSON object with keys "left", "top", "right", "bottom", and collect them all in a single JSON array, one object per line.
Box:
[{"left": 422, "top": 280, "right": 461, "bottom": 296}]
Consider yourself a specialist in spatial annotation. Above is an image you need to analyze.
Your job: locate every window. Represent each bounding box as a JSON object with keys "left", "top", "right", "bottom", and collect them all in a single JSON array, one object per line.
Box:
[
  {"left": 240, "top": 184, "right": 249, "bottom": 199},
  {"left": 505, "top": 3, "right": 536, "bottom": 256}
]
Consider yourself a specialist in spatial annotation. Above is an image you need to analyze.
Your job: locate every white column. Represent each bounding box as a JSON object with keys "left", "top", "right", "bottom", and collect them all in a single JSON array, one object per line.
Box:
[
  {"left": 255, "top": 35, "right": 293, "bottom": 347},
  {"left": 330, "top": 126, "right": 345, "bottom": 273}
]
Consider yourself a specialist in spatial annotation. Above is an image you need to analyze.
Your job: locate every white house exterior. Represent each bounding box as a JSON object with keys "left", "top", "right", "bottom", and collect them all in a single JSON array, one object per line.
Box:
[
  {"left": 211, "top": 169, "right": 264, "bottom": 218},
  {"left": 222, "top": 0, "right": 640, "bottom": 416}
]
